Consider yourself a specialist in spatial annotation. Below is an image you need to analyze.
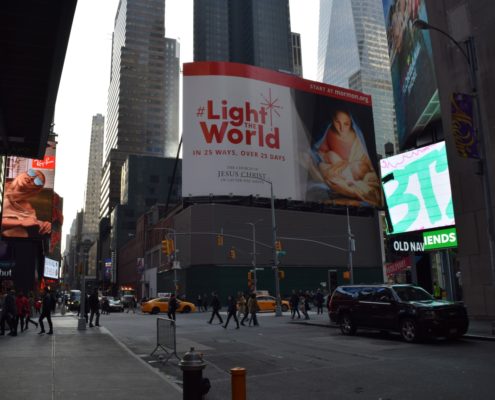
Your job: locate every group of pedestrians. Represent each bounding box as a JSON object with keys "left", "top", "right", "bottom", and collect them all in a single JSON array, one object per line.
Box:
[
  {"left": 76, "top": 289, "right": 101, "bottom": 327},
  {"left": 1, "top": 287, "right": 54, "bottom": 336},
  {"left": 206, "top": 292, "right": 260, "bottom": 329},
  {"left": 289, "top": 289, "right": 325, "bottom": 320}
]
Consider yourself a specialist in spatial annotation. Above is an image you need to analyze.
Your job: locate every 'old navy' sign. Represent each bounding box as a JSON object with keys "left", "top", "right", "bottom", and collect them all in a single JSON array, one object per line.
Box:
[{"left": 392, "top": 239, "right": 424, "bottom": 252}]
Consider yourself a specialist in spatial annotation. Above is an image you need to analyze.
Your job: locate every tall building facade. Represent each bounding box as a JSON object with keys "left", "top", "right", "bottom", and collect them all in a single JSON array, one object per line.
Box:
[
  {"left": 164, "top": 38, "right": 180, "bottom": 158},
  {"left": 101, "top": 0, "right": 179, "bottom": 218},
  {"left": 194, "top": 0, "right": 294, "bottom": 73},
  {"left": 82, "top": 114, "right": 104, "bottom": 240},
  {"left": 318, "top": 0, "right": 397, "bottom": 156}
]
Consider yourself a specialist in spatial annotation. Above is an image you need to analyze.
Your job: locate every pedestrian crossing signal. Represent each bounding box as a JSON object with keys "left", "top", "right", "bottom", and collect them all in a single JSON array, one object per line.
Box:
[
  {"left": 275, "top": 240, "right": 282, "bottom": 251},
  {"left": 278, "top": 270, "right": 285, "bottom": 280},
  {"left": 229, "top": 247, "right": 236, "bottom": 259}
]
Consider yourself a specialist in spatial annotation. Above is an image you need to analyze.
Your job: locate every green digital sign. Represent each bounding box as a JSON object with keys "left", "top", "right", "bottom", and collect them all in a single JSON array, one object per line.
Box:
[{"left": 423, "top": 227, "right": 457, "bottom": 250}]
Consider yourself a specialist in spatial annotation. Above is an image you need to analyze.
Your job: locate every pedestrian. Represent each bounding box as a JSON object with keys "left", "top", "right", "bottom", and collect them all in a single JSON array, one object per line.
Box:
[
  {"left": 223, "top": 295, "right": 240, "bottom": 329},
  {"left": 15, "top": 292, "right": 26, "bottom": 333},
  {"left": 202, "top": 293, "right": 209, "bottom": 312},
  {"left": 102, "top": 297, "right": 110, "bottom": 315},
  {"left": 23, "top": 292, "right": 38, "bottom": 330},
  {"left": 299, "top": 293, "right": 310, "bottom": 320},
  {"left": 0, "top": 289, "right": 17, "bottom": 336},
  {"left": 167, "top": 293, "right": 178, "bottom": 321},
  {"left": 126, "top": 296, "right": 136, "bottom": 313},
  {"left": 247, "top": 293, "right": 259, "bottom": 326},
  {"left": 38, "top": 288, "right": 53, "bottom": 335},
  {"left": 315, "top": 289, "right": 324, "bottom": 315},
  {"left": 34, "top": 297, "right": 41, "bottom": 316},
  {"left": 207, "top": 292, "right": 223, "bottom": 324},
  {"left": 433, "top": 281, "right": 443, "bottom": 299},
  {"left": 88, "top": 289, "right": 100, "bottom": 327},
  {"left": 290, "top": 290, "right": 300, "bottom": 320},
  {"left": 238, "top": 292, "right": 248, "bottom": 325},
  {"left": 196, "top": 294, "right": 202, "bottom": 312}
]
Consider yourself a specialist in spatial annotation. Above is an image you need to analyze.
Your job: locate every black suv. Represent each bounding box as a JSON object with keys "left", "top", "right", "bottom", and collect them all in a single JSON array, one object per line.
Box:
[{"left": 328, "top": 284, "right": 469, "bottom": 342}]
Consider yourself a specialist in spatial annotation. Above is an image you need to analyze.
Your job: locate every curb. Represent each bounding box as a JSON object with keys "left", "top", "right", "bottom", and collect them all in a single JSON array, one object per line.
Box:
[{"left": 289, "top": 320, "right": 495, "bottom": 341}]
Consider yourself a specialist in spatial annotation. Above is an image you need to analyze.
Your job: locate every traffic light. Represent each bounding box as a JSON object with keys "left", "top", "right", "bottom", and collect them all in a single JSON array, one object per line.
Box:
[
  {"left": 275, "top": 240, "right": 282, "bottom": 252},
  {"left": 278, "top": 270, "right": 285, "bottom": 280},
  {"left": 247, "top": 271, "right": 253, "bottom": 287},
  {"left": 216, "top": 234, "right": 224, "bottom": 246},
  {"left": 229, "top": 247, "right": 236, "bottom": 259},
  {"left": 161, "top": 239, "right": 174, "bottom": 255},
  {"left": 162, "top": 240, "right": 170, "bottom": 255}
]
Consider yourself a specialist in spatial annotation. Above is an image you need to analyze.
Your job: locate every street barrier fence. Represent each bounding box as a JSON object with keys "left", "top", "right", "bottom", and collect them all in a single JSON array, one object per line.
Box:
[{"left": 150, "top": 317, "right": 179, "bottom": 363}]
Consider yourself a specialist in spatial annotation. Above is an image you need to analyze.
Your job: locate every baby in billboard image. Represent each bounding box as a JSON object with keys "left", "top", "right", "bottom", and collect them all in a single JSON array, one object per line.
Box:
[
  {"left": 310, "top": 109, "right": 381, "bottom": 207},
  {"left": 1, "top": 169, "right": 51, "bottom": 238}
]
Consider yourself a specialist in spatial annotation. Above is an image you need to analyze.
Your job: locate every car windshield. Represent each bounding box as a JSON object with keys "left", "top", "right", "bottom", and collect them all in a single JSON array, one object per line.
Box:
[{"left": 393, "top": 286, "right": 433, "bottom": 302}]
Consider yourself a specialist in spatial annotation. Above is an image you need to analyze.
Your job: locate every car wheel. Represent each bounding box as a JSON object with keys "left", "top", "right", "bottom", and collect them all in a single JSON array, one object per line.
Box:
[
  {"left": 340, "top": 314, "right": 357, "bottom": 335},
  {"left": 400, "top": 318, "right": 419, "bottom": 342},
  {"left": 182, "top": 306, "right": 191, "bottom": 313},
  {"left": 281, "top": 304, "right": 289, "bottom": 312},
  {"left": 151, "top": 307, "right": 160, "bottom": 315}
]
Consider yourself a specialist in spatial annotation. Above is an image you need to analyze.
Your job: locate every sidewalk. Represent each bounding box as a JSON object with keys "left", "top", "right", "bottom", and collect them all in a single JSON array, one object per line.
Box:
[
  {"left": 0, "top": 316, "right": 182, "bottom": 400},
  {"left": 289, "top": 312, "right": 495, "bottom": 340}
]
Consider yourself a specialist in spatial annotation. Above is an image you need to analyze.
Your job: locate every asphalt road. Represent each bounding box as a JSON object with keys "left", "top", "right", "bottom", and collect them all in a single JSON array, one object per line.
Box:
[{"left": 99, "top": 309, "right": 495, "bottom": 400}]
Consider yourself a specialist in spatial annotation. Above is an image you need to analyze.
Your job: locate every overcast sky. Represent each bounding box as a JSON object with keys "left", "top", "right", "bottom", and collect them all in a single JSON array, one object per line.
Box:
[{"left": 54, "top": 0, "right": 320, "bottom": 251}]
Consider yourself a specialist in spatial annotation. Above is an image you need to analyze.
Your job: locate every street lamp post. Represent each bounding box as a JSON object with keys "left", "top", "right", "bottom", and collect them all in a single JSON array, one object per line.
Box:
[
  {"left": 252, "top": 176, "right": 282, "bottom": 316},
  {"left": 246, "top": 219, "right": 263, "bottom": 292},
  {"left": 77, "top": 239, "right": 91, "bottom": 331},
  {"left": 413, "top": 19, "right": 495, "bottom": 284}
]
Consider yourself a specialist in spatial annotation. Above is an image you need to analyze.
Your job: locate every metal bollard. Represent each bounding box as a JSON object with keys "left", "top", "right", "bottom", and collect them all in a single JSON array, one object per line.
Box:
[
  {"left": 179, "top": 347, "right": 210, "bottom": 400},
  {"left": 231, "top": 367, "right": 246, "bottom": 400}
]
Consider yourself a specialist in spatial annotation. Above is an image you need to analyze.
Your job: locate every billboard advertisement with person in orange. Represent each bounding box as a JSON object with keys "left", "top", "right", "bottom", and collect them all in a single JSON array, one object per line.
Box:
[
  {"left": 182, "top": 62, "right": 382, "bottom": 208},
  {"left": 1, "top": 141, "right": 56, "bottom": 239}
]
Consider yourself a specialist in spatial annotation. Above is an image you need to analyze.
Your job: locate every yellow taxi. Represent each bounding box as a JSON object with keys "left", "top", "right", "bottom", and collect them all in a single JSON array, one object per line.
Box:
[
  {"left": 141, "top": 298, "right": 196, "bottom": 314},
  {"left": 256, "top": 295, "right": 290, "bottom": 312}
]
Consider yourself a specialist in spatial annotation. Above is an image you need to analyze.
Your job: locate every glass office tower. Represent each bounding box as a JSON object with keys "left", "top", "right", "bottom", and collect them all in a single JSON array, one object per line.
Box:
[
  {"left": 101, "top": 0, "right": 179, "bottom": 218},
  {"left": 194, "top": 0, "right": 294, "bottom": 73},
  {"left": 318, "top": 0, "right": 397, "bottom": 156}
]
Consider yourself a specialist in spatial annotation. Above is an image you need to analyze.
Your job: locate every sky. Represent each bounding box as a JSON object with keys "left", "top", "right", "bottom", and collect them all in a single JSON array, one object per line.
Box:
[{"left": 54, "top": 0, "right": 320, "bottom": 252}]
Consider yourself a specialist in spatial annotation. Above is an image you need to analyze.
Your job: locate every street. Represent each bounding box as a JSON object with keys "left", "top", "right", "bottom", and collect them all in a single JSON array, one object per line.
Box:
[{"left": 99, "top": 310, "right": 495, "bottom": 400}]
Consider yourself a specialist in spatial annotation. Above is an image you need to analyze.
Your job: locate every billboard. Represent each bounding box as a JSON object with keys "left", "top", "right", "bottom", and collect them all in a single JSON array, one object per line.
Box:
[
  {"left": 382, "top": 0, "right": 440, "bottom": 149},
  {"left": 380, "top": 141, "right": 455, "bottom": 234},
  {"left": 44, "top": 257, "right": 59, "bottom": 279},
  {"left": 1, "top": 141, "right": 56, "bottom": 239},
  {"left": 183, "top": 62, "right": 382, "bottom": 207}
]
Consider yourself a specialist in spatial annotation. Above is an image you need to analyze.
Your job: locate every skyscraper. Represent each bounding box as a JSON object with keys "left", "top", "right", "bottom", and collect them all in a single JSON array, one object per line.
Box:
[
  {"left": 101, "top": 0, "right": 179, "bottom": 218},
  {"left": 82, "top": 114, "right": 104, "bottom": 241},
  {"left": 194, "top": 0, "right": 294, "bottom": 73},
  {"left": 318, "top": 0, "right": 397, "bottom": 156}
]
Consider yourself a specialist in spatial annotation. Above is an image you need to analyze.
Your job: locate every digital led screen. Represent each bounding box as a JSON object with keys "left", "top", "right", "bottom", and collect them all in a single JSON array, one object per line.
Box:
[
  {"left": 382, "top": 0, "right": 440, "bottom": 149},
  {"left": 380, "top": 141, "right": 455, "bottom": 234},
  {"left": 1, "top": 141, "right": 56, "bottom": 239},
  {"left": 44, "top": 257, "right": 59, "bottom": 279}
]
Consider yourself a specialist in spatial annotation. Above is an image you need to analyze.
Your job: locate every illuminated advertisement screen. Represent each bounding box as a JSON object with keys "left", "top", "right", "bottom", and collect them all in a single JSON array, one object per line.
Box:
[
  {"left": 44, "top": 257, "right": 59, "bottom": 279},
  {"left": 382, "top": 0, "right": 440, "bottom": 149},
  {"left": 380, "top": 141, "right": 454, "bottom": 234},
  {"left": 1, "top": 141, "right": 56, "bottom": 239},
  {"left": 183, "top": 62, "right": 382, "bottom": 208}
]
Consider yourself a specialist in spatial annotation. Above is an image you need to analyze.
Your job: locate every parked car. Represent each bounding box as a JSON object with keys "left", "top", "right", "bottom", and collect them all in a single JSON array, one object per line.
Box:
[
  {"left": 256, "top": 295, "right": 290, "bottom": 312},
  {"left": 328, "top": 284, "right": 469, "bottom": 342},
  {"left": 105, "top": 296, "right": 124, "bottom": 312},
  {"left": 141, "top": 298, "right": 196, "bottom": 314}
]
